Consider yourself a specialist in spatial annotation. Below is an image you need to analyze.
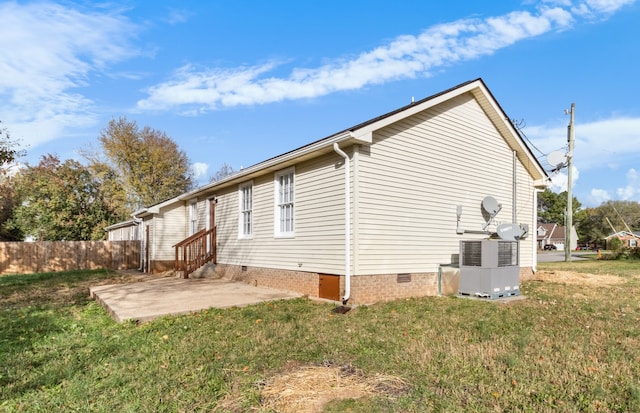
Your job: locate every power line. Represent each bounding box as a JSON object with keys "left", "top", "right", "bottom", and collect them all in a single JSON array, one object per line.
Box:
[{"left": 510, "top": 118, "right": 546, "bottom": 158}]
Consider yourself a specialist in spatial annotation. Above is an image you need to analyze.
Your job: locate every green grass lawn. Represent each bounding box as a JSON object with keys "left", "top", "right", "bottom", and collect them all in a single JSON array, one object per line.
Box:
[{"left": 2, "top": 261, "right": 640, "bottom": 412}]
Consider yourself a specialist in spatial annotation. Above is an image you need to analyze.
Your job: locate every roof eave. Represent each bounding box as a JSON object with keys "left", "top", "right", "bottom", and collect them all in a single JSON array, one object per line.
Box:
[
  {"left": 137, "top": 78, "right": 548, "bottom": 210},
  {"left": 177, "top": 130, "right": 365, "bottom": 200}
]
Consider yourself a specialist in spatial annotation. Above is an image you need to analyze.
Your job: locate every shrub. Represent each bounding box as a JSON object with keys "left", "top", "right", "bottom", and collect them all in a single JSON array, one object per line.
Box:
[
  {"left": 609, "top": 237, "right": 623, "bottom": 252},
  {"left": 628, "top": 247, "right": 640, "bottom": 260}
]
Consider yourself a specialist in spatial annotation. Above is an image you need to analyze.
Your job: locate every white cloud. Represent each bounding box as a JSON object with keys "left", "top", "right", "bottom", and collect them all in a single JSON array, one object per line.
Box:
[
  {"left": 192, "top": 162, "right": 209, "bottom": 180},
  {"left": 587, "top": 188, "right": 612, "bottom": 205},
  {"left": 579, "top": 167, "right": 639, "bottom": 207},
  {"left": 548, "top": 165, "right": 580, "bottom": 192},
  {"left": 544, "top": 0, "right": 636, "bottom": 15},
  {"left": 616, "top": 168, "right": 640, "bottom": 200},
  {"left": 137, "top": 0, "right": 635, "bottom": 112},
  {"left": 581, "top": 0, "right": 636, "bottom": 14},
  {"left": 528, "top": 117, "right": 640, "bottom": 173},
  {"left": 166, "top": 8, "right": 192, "bottom": 25},
  {"left": 138, "top": 5, "right": 579, "bottom": 112},
  {"left": 529, "top": 116, "right": 640, "bottom": 206},
  {"left": 0, "top": 2, "right": 138, "bottom": 147}
]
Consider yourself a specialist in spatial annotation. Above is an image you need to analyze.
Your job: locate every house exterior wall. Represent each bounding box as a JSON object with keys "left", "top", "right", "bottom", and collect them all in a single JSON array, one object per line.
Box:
[
  {"left": 353, "top": 92, "right": 536, "bottom": 276},
  {"left": 211, "top": 263, "right": 535, "bottom": 305},
  {"left": 181, "top": 195, "right": 210, "bottom": 234},
  {"left": 606, "top": 233, "right": 640, "bottom": 249},
  {"left": 131, "top": 81, "right": 544, "bottom": 297},
  {"left": 146, "top": 201, "right": 188, "bottom": 272},
  {"left": 214, "top": 153, "right": 347, "bottom": 275},
  {"left": 106, "top": 223, "right": 138, "bottom": 241}
]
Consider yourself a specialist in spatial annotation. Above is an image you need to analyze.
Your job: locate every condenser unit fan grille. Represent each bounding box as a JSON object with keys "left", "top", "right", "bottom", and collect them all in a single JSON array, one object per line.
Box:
[
  {"left": 461, "top": 241, "right": 482, "bottom": 267},
  {"left": 498, "top": 241, "right": 519, "bottom": 267}
]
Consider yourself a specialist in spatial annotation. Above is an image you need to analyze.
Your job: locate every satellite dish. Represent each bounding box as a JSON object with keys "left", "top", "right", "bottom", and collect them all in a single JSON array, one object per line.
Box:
[
  {"left": 481, "top": 196, "right": 502, "bottom": 230},
  {"left": 547, "top": 151, "right": 567, "bottom": 170},
  {"left": 497, "top": 223, "right": 524, "bottom": 241},
  {"left": 482, "top": 196, "right": 501, "bottom": 216}
]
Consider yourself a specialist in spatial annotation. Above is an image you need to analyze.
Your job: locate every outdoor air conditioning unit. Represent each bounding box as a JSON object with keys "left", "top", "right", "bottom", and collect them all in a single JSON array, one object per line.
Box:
[{"left": 458, "top": 240, "right": 520, "bottom": 299}]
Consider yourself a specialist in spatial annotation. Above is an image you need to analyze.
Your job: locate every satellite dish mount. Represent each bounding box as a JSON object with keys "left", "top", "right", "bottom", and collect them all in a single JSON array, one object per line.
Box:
[{"left": 481, "top": 196, "right": 502, "bottom": 230}]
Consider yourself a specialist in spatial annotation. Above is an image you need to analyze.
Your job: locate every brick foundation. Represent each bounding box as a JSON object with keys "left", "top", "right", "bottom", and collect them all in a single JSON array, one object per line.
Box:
[
  {"left": 349, "top": 272, "right": 438, "bottom": 304},
  {"left": 211, "top": 264, "right": 534, "bottom": 305},
  {"left": 149, "top": 260, "right": 174, "bottom": 274},
  {"left": 213, "top": 263, "right": 320, "bottom": 297}
]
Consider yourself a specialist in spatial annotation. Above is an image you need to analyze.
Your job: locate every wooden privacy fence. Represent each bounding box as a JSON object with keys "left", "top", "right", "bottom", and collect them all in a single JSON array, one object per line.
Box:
[{"left": 0, "top": 241, "right": 140, "bottom": 275}]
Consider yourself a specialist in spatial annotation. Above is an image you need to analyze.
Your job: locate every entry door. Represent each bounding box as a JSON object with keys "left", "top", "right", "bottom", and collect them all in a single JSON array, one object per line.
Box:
[{"left": 319, "top": 274, "right": 341, "bottom": 301}]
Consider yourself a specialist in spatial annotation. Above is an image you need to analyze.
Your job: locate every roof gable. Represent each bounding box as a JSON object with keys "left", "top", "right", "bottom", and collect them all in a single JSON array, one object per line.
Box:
[
  {"left": 133, "top": 78, "right": 549, "bottom": 216},
  {"left": 347, "top": 78, "right": 547, "bottom": 182},
  {"left": 606, "top": 231, "right": 640, "bottom": 239}
]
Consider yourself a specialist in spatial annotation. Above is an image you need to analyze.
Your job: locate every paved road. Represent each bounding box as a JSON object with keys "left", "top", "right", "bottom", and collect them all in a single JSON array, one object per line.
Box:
[{"left": 537, "top": 251, "right": 593, "bottom": 262}]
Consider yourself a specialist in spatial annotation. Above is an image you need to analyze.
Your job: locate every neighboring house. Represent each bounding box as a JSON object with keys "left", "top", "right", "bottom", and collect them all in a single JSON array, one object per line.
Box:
[
  {"left": 121, "top": 79, "right": 549, "bottom": 305},
  {"left": 605, "top": 231, "right": 640, "bottom": 249},
  {"left": 105, "top": 220, "right": 140, "bottom": 241},
  {"left": 537, "top": 223, "right": 578, "bottom": 251}
]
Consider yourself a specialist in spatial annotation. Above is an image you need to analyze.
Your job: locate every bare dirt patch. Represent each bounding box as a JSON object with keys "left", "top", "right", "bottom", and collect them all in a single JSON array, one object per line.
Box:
[
  {"left": 258, "top": 363, "right": 408, "bottom": 413},
  {"left": 533, "top": 270, "right": 625, "bottom": 286}
]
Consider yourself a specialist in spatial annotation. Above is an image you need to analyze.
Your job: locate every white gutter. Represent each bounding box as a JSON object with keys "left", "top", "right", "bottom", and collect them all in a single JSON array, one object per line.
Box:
[{"left": 333, "top": 143, "right": 351, "bottom": 304}]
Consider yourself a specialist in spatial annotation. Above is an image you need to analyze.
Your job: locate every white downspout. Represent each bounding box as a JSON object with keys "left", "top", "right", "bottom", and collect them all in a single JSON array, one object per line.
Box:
[
  {"left": 333, "top": 143, "right": 351, "bottom": 304},
  {"left": 512, "top": 150, "right": 517, "bottom": 223},
  {"left": 533, "top": 188, "right": 544, "bottom": 272},
  {"left": 131, "top": 213, "right": 144, "bottom": 271}
]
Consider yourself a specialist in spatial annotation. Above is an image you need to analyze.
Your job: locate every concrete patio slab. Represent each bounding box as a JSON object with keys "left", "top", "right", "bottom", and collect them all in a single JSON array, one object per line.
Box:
[{"left": 90, "top": 277, "right": 303, "bottom": 323}]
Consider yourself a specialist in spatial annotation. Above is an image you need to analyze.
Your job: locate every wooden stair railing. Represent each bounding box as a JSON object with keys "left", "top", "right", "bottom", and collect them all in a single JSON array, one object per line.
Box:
[{"left": 174, "top": 227, "right": 216, "bottom": 279}]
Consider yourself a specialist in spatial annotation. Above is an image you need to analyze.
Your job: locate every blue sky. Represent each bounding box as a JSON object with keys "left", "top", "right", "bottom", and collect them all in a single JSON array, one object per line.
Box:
[{"left": 1, "top": 0, "right": 639, "bottom": 208}]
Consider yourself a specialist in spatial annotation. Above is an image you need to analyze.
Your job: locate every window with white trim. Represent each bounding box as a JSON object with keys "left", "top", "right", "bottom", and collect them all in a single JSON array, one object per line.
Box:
[
  {"left": 275, "top": 168, "right": 294, "bottom": 236},
  {"left": 189, "top": 200, "right": 198, "bottom": 235},
  {"left": 238, "top": 182, "right": 253, "bottom": 238}
]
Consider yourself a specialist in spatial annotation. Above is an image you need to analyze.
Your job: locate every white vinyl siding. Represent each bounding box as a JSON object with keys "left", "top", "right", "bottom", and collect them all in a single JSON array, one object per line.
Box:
[
  {"left": 355, "top": 93, "right": 536, "bottom": 274},
  {"left": 214, "top": 155, "right": 345, "bottom": 274},
  {"left": 238, "top": 181, "right": 253, "bottom": 238},
  {"left": 151, "top": 202, "right": 188, "bottom": 261},
  {"left": 189, "top": 200, "right": 198, "bottom": 235},
  {"left": 106, "top": 222, "right": 138, "bottom": 241},
  {"left": 275, "top": 168, "right": 295, "bottom": 237}
]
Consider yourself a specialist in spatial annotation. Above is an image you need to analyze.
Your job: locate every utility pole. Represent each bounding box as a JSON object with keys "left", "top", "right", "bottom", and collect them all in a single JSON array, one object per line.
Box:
[{"left": 565, "top": 103, "right": 575, "bottom": 262}]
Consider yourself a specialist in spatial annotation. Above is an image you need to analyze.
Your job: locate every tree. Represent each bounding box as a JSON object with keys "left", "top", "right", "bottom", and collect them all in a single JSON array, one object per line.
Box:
[
  {"left": 0, "top": 121, "right": 25, "bottom": 168},
  {"left": 598, "top": 200, "right": 640, "bottom": 232},
  {"left": 0, "top": 175, "right": 21, "bottom": 241},
  {"left": 537, "top": 188, "right": 586, "bottom": 225},
  {"left": 209, "top": 162, "right": 236, "bottom": 182},
  {"left": 576, "top": 207, "right": 609, "bottom": 247},
  {"left": 0, "top": 121, "right": 25, "bottom": 240},
  {"left": 93, "top": 117, "right": 194, "bottom": 210},
  {"left": 577, "top": 200, "right": 640, "bottom": 245},
  {"left": 10, "top": 155, "right": 119, "bottom": 240}
]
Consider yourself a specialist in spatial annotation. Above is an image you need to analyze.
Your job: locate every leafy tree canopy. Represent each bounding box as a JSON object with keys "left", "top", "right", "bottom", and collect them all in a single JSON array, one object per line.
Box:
[
  {"left": 577, "top": 200, "right": 640, "bottom": 244},
  {"left": 10, "top": 155, "right": 119, "bottom": 240},
  {"left": 537, "top": 188, "right": 586, "bottom": 225},
  {"left": 92, "top": 117, "right": 194, "bottom": 210},
  {"left": 0, "top": 122, "right": 26, "bottom": 240},
  {"left": 0, "top": 176, "right": 21, "bottom": 241},
  {"left": 0, "top": 121, "right": 25, "bottom": 168}
]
